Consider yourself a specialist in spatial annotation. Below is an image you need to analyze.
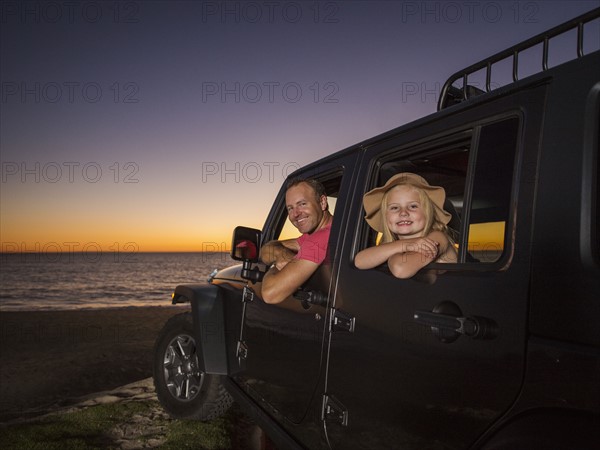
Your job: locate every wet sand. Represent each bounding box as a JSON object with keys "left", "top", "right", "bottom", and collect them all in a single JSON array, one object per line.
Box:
[{"left": 0, "top": 305, "right": 189, "bottom": 422}]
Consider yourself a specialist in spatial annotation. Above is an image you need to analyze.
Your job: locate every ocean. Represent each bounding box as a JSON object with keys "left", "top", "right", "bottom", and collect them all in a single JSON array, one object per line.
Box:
[{"left": 0, "top": 252, "right": 237, "bottom": 311}]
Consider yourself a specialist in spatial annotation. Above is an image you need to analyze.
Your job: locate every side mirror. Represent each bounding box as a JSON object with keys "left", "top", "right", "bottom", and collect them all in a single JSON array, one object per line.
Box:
[
  {"left": 231, "top": 226, "right": 261, "bottom": 262},
  {"left": 231, "top": 226, "right": 264, "bottom": 283}
]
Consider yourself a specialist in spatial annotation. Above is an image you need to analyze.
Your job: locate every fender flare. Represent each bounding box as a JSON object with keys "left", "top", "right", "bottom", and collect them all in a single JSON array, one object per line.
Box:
[{"left": 172, "top": 284, "right": 229, "bottom": 375}]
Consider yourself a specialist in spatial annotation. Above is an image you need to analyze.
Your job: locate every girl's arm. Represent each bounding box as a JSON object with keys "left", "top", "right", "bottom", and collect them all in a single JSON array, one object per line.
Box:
[
  {"left": 388, "top": 231, "right": 451, "bottom": 279},
  {"left": 355, "top": 236, "right": 439, "bottom": 270}
]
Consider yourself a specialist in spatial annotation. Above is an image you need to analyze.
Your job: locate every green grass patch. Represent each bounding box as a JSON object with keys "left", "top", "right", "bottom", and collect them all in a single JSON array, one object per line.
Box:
[
  {"left": 0, "top": 400, "right": 236, "bottom": 449},
  {"left": 160, "top": 417, "right": 231, "bottom": 449}
]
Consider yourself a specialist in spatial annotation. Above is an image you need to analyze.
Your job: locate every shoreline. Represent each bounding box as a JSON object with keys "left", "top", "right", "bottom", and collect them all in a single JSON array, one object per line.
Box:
[
  {"left": 0, "top": 303, "right": 182, "bottom": 313},
  {"left": 0, "top": 305, "right": 190, "bottom": 422}
]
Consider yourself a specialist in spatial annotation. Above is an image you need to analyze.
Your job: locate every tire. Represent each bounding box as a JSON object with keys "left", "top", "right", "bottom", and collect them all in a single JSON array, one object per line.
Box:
[{"left": 153, "top": 312, "right": 233, "bottom": 420}]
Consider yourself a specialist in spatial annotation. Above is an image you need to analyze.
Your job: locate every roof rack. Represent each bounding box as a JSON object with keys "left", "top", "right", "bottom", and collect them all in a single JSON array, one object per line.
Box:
[{"left": 438, "top": 8, "right": 600, "bottom": 111}]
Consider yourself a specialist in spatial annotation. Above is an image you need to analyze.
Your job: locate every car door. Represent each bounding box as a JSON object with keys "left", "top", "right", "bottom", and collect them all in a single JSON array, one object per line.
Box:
[
  {"left": 231, "top": 152, "right": 360, "bottom": 445},
  {"left": 323, "top": 88, "right": 546, "bottom": 449}
]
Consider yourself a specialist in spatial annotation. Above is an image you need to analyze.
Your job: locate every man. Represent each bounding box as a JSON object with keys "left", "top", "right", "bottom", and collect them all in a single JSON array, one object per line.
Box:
[{"left": 260, "top": 178, "right": 333, "bottom": 304}]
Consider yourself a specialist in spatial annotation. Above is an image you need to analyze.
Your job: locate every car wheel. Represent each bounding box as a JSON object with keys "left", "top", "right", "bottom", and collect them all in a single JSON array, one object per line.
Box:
[{"left": 153, "top": 312, "right": 233, "bottom": 420}]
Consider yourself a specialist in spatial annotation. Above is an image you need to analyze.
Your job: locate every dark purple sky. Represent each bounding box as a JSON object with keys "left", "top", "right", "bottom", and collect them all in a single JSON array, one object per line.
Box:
[{"left": 1, "top": 1, "right": 598, "bottom": 251}]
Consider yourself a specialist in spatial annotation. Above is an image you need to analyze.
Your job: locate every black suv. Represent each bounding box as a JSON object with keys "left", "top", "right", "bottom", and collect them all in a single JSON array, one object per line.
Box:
[{"left": 153, "top": 9, "right": 600, "bottom": 449}]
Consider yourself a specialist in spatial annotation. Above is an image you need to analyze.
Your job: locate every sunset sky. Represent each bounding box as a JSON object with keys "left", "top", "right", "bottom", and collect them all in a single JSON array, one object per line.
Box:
[{"left": 1, "top": 1, "right": 598, "bottom": 252}]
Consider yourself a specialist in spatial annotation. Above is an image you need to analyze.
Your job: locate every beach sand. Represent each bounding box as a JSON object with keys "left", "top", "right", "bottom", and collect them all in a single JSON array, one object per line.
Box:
[{"left": 0, "top": 305, "right": 189, "bottom": 422}]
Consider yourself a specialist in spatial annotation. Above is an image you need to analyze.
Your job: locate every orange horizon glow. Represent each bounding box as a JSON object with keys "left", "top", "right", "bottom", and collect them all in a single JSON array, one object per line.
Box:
[
  {"left": 0, "top": 178, "right": 272, "bottom": 253},
  {"left": 467, "top": 222, "right": 506, "bottom": 251},
  {"left": 0, "top": 216, "right": 242, "bottom": 253},
  {"left": 0, "top": 231, "right": 237, "bottom": 253}
]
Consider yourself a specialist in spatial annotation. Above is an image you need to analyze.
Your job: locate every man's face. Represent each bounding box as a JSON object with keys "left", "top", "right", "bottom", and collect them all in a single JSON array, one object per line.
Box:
[{"left": 285, "top": 182, "right": 326, "bottom": 235}]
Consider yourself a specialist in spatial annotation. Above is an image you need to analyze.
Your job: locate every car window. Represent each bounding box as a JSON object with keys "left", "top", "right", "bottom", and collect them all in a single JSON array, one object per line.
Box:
[
  {"left": 360, "top": 116, "right": 520, "bottom": 267},
  {"left": 465, "top": 118, "right": 520, "bottom": 263}
]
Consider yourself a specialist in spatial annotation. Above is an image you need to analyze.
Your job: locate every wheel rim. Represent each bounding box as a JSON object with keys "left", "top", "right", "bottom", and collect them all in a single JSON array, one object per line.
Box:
[{"left": 163, "top": 333, "right": 204, "bottom": 402}]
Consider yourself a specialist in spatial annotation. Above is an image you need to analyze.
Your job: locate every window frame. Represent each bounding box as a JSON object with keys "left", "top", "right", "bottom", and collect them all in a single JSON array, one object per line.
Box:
[
  {"left": 355, "top": 112, "right": 523, "bottom": 274},
  {"left": 581, "top": 82, "right": 600, "bottom": 268}
]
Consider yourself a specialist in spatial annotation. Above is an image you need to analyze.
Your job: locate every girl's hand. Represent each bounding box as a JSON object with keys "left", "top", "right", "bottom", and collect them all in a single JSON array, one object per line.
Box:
[
  {"left": 405, "top": 237, "right": 439, "bottom": 260},
  {"left": 388, "top": 237, "right": 440, "bottom": 279}
]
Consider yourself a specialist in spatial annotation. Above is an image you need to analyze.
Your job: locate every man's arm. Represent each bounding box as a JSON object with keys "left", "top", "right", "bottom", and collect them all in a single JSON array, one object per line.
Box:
[
  {"left": 260, "top": 257, "right": 320, "bottom": 304},
  {"left": 260, "top": 239, "right": 300, "bottom": 269}
]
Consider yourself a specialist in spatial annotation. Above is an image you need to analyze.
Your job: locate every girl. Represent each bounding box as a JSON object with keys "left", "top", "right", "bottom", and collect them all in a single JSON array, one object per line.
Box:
[{"left": 355, "top": 172, "right": 457, "bottom": 279}]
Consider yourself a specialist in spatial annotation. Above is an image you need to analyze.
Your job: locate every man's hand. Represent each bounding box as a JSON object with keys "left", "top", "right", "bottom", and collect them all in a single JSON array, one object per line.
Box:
[
  {"left": 273, "top": 247, "right": 296, "bottom": 270},
  {"left": 260, "top": 239, "right": 300, "bottom": 267}
]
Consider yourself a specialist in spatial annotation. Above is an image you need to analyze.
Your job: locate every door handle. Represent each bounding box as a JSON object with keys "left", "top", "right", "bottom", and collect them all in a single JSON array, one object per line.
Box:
[
  {"left": 293, "top": 289, "right": 328, "bottom": 309},
  {"left": 414, "top": 301, "right": 497, "bottom": 343}
]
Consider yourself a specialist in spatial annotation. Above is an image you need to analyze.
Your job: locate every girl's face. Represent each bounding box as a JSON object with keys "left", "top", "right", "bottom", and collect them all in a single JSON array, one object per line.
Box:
[{"left": 385, "top": 185, "right": 427, "bottom": 238}]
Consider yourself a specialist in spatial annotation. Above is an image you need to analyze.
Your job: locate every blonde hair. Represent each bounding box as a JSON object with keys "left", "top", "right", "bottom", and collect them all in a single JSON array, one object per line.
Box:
[{"left": 379, "top": 184, "right": 450, "bottom": 244}]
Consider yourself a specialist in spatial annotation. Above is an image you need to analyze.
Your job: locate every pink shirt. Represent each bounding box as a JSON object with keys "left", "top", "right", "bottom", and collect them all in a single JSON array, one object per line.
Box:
[{"left": 295, "top": 224, "right": 332, "bottom": 264}]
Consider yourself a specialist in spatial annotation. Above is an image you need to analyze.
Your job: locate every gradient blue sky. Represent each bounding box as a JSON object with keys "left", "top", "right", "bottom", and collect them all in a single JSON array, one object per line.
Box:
[{"left": 1, "top": 0, "right": 599, "bottom": 251}]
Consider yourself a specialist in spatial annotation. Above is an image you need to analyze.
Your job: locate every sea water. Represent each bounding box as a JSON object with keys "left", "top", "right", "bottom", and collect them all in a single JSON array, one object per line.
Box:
[{"left": 0, "top": 252, "right": 236, "bottom": 311}]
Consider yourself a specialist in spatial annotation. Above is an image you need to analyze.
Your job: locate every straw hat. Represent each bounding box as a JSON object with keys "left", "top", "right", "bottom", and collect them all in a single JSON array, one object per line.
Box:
[{"left": 363, "top": 172, "right": 452, "bottom": 232}]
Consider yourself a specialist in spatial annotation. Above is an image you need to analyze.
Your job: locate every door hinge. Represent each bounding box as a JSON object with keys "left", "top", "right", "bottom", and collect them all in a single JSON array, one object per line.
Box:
[
  {"left": 322, "top": 394, "right": 348, "bottom": 426},
  {"left": 236, "top": 340, "right": 248, "bottom": 361},
  {"left": 242, "top": 285, "right": 255, "bottom": 303},
  {"left": 330, "top": 308, "right": 355, "bottom": 333}
]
